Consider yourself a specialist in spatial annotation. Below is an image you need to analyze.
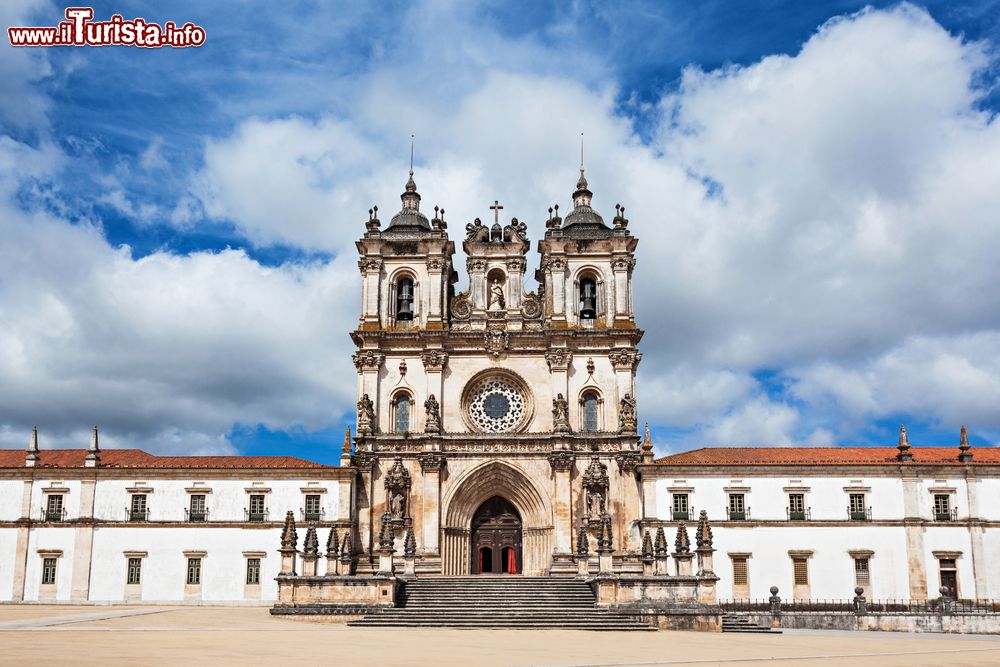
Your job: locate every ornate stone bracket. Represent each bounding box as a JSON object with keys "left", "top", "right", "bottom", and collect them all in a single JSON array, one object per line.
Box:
[
  {"left": 420, "top": 350, "right": 449, "bottom": 371},
  {"left": 353, "top": 451, "right": 378, "bottom": 473},
  {"left": 418, "top": 452, "right": 447, "bottom": 473},
  {"left": 609, "top": 348, "right": 641, "bottom": 371},
  {"left": 547, "top": 451, "right": 575, "bottom": 472},
  {"left": 615, "top": 451, "right": 641, "bottom": 475},
  {"left": 544, "top": 348, "right": 572, "bottom": 372},
  {"left": 352, "top": 351, "right": 385, "bottom": 370}
]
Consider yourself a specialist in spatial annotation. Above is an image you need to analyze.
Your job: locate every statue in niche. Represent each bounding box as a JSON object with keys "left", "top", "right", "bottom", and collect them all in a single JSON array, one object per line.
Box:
[
  {"left": 488, "top": 280, "right": 505, "bottom": 311},
  {"left": 390, "top": 490, "right": 406, "bottom": 520},
  {"left": 587, "top": 486, "right": 606, "bottom": 518},
  {"left": 618, "top": 393, "right": 637, "bottom": 434},
  {"left": 424, "top": 394, "right": 441, "bottom": 434},
  {"left": 357, "top": 393, "right": 376, "bottom": 435},
  {"left": 552, "top": 393, "right": 570, "bottom": 433}
]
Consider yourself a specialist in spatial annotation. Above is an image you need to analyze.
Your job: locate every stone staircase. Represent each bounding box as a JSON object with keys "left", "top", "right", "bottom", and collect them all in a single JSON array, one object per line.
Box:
[
  {"left": 348, "top": 577, "right": 655, "bottom": 630},
  {"left": 721, "top": 613, "right": 782, "bottom": 633}
]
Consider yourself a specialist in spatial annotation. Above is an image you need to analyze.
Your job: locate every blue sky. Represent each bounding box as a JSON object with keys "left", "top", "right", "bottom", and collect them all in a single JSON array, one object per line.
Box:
[{"left": 2, "top": 1, "right": 999, "bottom": 463}]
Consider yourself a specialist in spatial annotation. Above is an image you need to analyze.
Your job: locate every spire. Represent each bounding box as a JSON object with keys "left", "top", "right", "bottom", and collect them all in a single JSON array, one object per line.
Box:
[
  {"left": 404, "top": 525, "right": 417, "bottom": 558},
  {"left": 641, "top": 421, "right": 654, "bottom": 462},
  {"left": 654, "top": 526, "right": 668, "bottom": 556},
  {"left": 576, "top": 523, "right": 589, "bottom": 556},
  {"left": 572, "top": 134, "right": 592, "bottom": 209},
  {"left": 403, "top": 135, "right": 418, "bottom": 201},
  {"left": 26, "top": 426, "right": 39, "bottom": 467},
  {"left": 340, "top": 426, "right": 353, "bottom": 466},
  {"left": 578, "top": 131, "right": 587, "bottom": 191},
  {"left": 85, "top": 425, "right": 100, "bottom": 467},
  {"left": 696, "top": 510, "right": 714, "bottom": 551},
  {"left": 958, "top": 425, "right": 973, "bottom": 463},
  {"left": 641, "top": 530, "right": 654, "bottom": 562},
  {"left": 280, "top": 511, "right": 298, "bottom": 550},
  {"left": 303, "top": 525, "right": 319, "bottom": 556},
  {"left": 896, "top": 424, "right": 913, "bottom": 462},
  {"left": 327, "top": 527, "right": 340, "bottom": 558},
  {"left": 674, "top": 522, "right": 690, "bottom": 554}
]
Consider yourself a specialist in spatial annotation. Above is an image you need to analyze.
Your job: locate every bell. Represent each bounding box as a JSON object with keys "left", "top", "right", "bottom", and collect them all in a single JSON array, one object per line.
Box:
[
  {"left": 397, "top": 299, "right": 413, "bottom": 321},
  {"left": 580, "top": 282, "right": 596, "bottom": 320}
]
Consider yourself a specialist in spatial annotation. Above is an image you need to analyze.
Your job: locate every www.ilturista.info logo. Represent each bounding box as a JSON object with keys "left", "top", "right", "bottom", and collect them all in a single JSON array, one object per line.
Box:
[{"left": 8, "top": 7, "right": 205, "bottom": 48}]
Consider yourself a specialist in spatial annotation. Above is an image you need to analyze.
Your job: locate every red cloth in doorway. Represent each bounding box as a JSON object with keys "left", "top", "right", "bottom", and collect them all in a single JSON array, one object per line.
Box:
[{"left": 506, "top": 548, "right": 517, "bottom": 575}]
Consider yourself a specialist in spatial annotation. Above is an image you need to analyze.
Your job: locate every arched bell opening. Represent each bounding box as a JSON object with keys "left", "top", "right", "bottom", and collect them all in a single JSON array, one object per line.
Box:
[{"left": 471, "top": 496, "right": 522, "bottom": 575}]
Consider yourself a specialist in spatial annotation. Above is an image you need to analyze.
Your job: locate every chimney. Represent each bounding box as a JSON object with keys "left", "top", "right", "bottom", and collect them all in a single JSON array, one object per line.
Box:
[
  {"left": 85, "top": 425, "right": 100, "bottom": 467},
  {"left": 26, "top": 426, "right": 39, "bottom": 467}
]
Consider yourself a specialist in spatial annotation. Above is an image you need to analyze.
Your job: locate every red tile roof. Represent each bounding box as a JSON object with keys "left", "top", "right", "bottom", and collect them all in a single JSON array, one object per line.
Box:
[
  {"left": 0, "top": 449, "right": 329, "bottom": 469},
  {"left": 655, "top": 447, "right": 1000, "bottom": 466}
]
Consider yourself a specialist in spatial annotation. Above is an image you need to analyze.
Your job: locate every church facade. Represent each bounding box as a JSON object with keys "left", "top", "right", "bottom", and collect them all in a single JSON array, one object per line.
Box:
[{"left": 0, "top": 168, "right": 998, "bottom": 610}]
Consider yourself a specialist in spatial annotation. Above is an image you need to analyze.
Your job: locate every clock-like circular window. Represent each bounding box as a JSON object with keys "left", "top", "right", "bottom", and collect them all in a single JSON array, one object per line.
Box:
[{"left": 465, "top": 374, "right": 530, "bottom": 433}]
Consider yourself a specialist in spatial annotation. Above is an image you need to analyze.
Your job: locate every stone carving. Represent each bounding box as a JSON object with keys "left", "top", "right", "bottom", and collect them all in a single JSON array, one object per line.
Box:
[
  {"left": 353, "top": 451, "right": 378, "bottom": 471},
  {"left": 576, "top": 523, "right": 589, "bottom": 556},
  {"left": 618, "top": 393, "right": 637, "bottom": 434},
  {"left": 521, "top": 292, "right": 542, "bottom": 319},
  {"left": 696, "top": 510, "right": 714, "bottom": 550},
  {"left": 466, "top": 258, "right": 487, "bottom": 273},
  {"left": 465, "top": 218, "right": 490, "bottom": 242},
  {"left": 280, "top": 511, "right": 298, "bottom": 550},
  {"left": 611, "top": 256, "right": 636, "bottom": 271},
  {"left": 542, "top": 256, "right": 566, "bottom": 272},
  {"left": 340, "top": 532, "right": 353, "bottom": 567},
  {"left": 398, "top": 359, "right": 407, "bottom": 377},
  {"left": 357, "top": 257, "right": 382, "bottom": 273},
  {"left": 654, "top": 527, "right": 668, "bottom": 556},
  {"left": 586, "top": 357, "right": 595, "bottom": 376},
  {"left": 484, "top": 328, "right": 509, "bottom": 358},
  {"left": 424, "top": 394, "right": 441, "bottom": 434},
  {"left": 609, "top": 349, "right": 642, "bottom": 370},
  {"left": 451, "top": 292, "right": 472, "bottom": 320},
  {"left": 547, "top": 450, "right": 575, "bottom": 472},
  {"left": 356, "top": 394, "right": 376, "bottom": 435},
  {"left": 488, "top": 280, "right": 505, "bottom": 310},
  {"left": 303, "top": 526, "right": 319, "bottom": 555},
  {"left": 505, "top": 257, "right": 526, "bottom": 273},
  {"left": 326, "top": 527, "right": 339, "bottom": 559},
  {"left": 352, "top": 351, "right": 385, "bottom": 370},
  {"left": 384, "top": 457, "right": 411, "bottom": 521},
  {"left": 418, "top": 452, "right": 446, "bottom": 472},
  {"left": 958, "top": 425, "right": 973, "bottom": 462},
  {"left": 552, "top": 393, "right": 570, "bottom": 433},
  {"left": 426, "top": 257, "right": 446, "bottom": 272},
  {"left": 467, "top": 375, "right": 525, "bottom": 432},
  {"left": 403, "top": 525, "right": 417, "bottom": 558},
  {"left": 642, "top": 530, "right": 654, "bottom": 563},
  {"left": 420, "top": 350, "right": 449, "bottom": 370},
  {"left": 599, "top": 514, "right": 613, "bottom": 552},
  {"left": 378, "top": 512, "right": 395, "bottom": 550},
  {"left": 503, "top": 218, "right": 528, "bottom": 242},
  {"left": 582, "top": 457, "right": 609, "bottom": 518},
  {"left": 674, "top": 522, "right": 690, "bottom": 554},
  {"left": 544, "top": 348, "right": 572, "bottom": 371},
  {"left": 615, "top": 451, "right": 640, "bottom": 475}
]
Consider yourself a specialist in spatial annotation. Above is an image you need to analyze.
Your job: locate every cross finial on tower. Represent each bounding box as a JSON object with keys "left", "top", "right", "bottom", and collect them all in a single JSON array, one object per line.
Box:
[
  {"left": 409, "top": 134, "right": 414, "bottom": 173},
  {"left": 490, "top": 200, "right": 503, "bottom": 225}
]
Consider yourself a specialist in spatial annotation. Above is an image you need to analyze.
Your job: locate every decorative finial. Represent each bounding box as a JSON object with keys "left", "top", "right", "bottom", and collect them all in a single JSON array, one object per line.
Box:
[
  {"left": 342, "top": 426, "right": 351, "bottom": 454},
  {"left": 409, "top": 134, "right": 414, "bottom": 173},
  {"left": 958, "top": 425, "right": 973, "bottom": 462},
  {"left": 26, "top": 426, "right": 39, "bottom": 466},
  {"left": 85, "top": 425, "right": 100, "bottom": 467},
  {"left": 896, "top": 424, "right": 913, "bottom": 462},
  {"left": 642, "top": 422, "right": 653, "bottom": 462}
]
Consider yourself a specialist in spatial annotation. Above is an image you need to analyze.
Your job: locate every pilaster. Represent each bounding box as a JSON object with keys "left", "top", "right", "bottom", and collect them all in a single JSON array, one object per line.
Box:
[
  {"left": 548, "top": 452, "right": 575, "bottom": 554},
  {"left": 418, "top": 453, "right": 446, "bottom": 555}
]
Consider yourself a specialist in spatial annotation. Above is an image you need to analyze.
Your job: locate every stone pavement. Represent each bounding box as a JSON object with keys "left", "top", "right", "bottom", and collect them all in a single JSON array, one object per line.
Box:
[{"left": 0, "top": 606, "right": 999, "bottom": 666}]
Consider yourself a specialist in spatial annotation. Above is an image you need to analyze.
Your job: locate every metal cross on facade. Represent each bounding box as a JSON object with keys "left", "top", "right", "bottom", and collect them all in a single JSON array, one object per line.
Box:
[{"left": 490, "top": 200, "right": 503, "bottom": 225}]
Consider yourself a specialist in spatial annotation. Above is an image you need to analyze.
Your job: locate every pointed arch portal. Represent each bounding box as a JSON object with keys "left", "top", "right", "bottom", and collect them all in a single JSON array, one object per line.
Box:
[{"left": 441, "top": 461, "right": 553, "bottom": 576}]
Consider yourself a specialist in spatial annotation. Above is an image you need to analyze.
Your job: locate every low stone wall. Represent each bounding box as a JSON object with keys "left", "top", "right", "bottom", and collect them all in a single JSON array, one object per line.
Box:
[
  {"left": 743, "top": 612, "right": 1000, "bottom": 634},
  {"left": 273, "top": 575, "right": 398, "bottom": 612},
  {"left": 593, "top": 574, "right": 718, "bottom": 607}
]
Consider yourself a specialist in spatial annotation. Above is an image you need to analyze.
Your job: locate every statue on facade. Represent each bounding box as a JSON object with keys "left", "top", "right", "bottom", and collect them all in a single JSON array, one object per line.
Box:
[
  {"left": 582, "top": 456, "right": 609, "bottom": 519},
  {"left": 383, "top": 457, "right": 412, "bottom": 523},
  {"left": 503, "top": 217, "right": 528, "bottom": 242},
  {"left": 552, "top": 393, "right": 570, "bottom": 433},
  {"left": 465, "top": 218, "right": 489, "bottom": 242},
  {"left": 389, "top": 490, "right": 406, "bottom": 520},
  {"left": 618, "top": 393, "right": 637, "bottom": 434},
  {"left": 488, "top": 280, "right": 505, "bottom": 310},
  {"left": 424, "top": 394, "right": 441, "bottom": 434},
  {"left": 357, "top": 393, "right": 376, "bottom": 435}
]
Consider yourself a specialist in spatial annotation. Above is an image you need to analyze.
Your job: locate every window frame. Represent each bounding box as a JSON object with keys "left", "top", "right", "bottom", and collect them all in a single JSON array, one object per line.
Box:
[
  {"left": 186, "top": 557, "right": 202, "bottom": 586},
  {"left": 129, "top": 493, "right": 148, "bottom": 522},
  {"left": 246, "top": 558, "right": 261, "bottom": 585},
  {"left": 41, "top": 557, "right": 58, "bottom": 586},
  {"left": 127, "top": 557, "right": 143, "bottom": 586}
]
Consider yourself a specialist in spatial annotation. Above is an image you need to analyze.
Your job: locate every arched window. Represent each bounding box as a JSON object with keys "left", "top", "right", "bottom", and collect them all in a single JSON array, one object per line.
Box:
[
  {"left": 396, "top": 277, "right": 415, "bottom": 321},
  {"left": 579, "top": 277, "right": 597, "bottom": 320},
  {"left": 582, "top": 391, "right": 599, "bottom": 432},
  {"left": 394, "top": 394, "right": 411, "bottom": 433}
]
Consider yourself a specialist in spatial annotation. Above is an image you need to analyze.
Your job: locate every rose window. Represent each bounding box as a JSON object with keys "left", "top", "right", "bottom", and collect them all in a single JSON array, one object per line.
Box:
[{"left": 467, "top": 376, "right": 527, "bottom": 432}]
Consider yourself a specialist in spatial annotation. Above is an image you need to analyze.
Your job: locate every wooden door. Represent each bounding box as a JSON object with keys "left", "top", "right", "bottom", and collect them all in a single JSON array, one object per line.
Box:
[{"left": 471, "top": 497, "right": 522, "bottom": 574}]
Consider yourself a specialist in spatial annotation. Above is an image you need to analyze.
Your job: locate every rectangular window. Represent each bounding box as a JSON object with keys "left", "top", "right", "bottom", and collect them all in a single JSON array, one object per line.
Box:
[
  {"left": 792, "top": 557, "right": 809, "bottom": 586},
  {"left": 188, "top": 494, "right": 207, "bottom": 522},
  {"left": 732, "top": 556, "right": 749, "bottom": 586},
  {"left": 854, "top": 558, "right": 870, "bottom": 588},
  {"left": 127, "top": 558, "right": 142, "bottom": 585},
  {"left": 246, "top": 558, "right": 261, "bottom": 585},
  {"left": 41, "top": 557, "right": 57, "bottom": 585},
  {"left": 304, "top": 494, "right": 322, "bottom": 521},
  {"left": 130, "top": 494, "right": 148, "bottom": 521},
  {"left": 248, "top": 494, "right": 266, "bottom": 522},
  {"left": 46, "top": 494, "right": 64, "bottom": 522},
  {"left": 849, "top": 493, "right": 867, "bottom": 520},
  {"left": 787, "top": 493, "right": 805, "bottom": 520},
  {"left": 672, "top": 494, "right": 689, "bottom": 520},
  {"left": 933, "top": 494, "right": 952, "bottom": 520},
  {"left": 186, "top": 558, "right": 202, "bottom": 586},
  {"left": 939, "top": 558, "right": 958, "bottom": 598},
  {"left": 728, "top": 493, "right": 746, "bottom": 520}
]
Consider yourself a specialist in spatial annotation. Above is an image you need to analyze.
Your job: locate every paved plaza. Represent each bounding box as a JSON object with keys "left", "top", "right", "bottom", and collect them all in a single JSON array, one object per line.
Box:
[{"left": 0, "top": 606, "right": 999, "bottom": 666}]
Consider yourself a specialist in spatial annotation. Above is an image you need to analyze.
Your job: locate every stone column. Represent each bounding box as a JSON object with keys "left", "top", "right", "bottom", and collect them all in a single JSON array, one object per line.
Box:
[
  {"left": 546, "top": 257, "right": 567, "bottom": 325},
  {"left": 610, "top": 348, "right": 640, "bottom": 412},
  {"left": 358, "top": 256, "right": 382, "bottom": 329},
  {"left": 611, "top": 255, "right": 634, "bottom": 326},
  {"left": 418, "top": 453, "right": 445, "bottom": 557},
  {"left": 901, "top": 470, "right": 928, "bottom": 599},
  {"left": 420, "top": 350, "right": 448, "bottom": 432},
  {"left": 425, "top": 257, "right": 446, "bottom": 329},
  {"left": 615, "top": 452, "right": 641, "bottom": 552},
  {"left": 355, "top": 454, "right": 378, "bottom": 559},
  {"left": 548, "top": 452, "right": 575, "bottom": 555},
  {"left": 467, "top": 258, "right": 487, "bottom": 310},
  {"left": 545, "top": 349, "right": 572, "bottom": 427},
  {"left": 352, "top": 351, "right": 384, "bottom": 432}
]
